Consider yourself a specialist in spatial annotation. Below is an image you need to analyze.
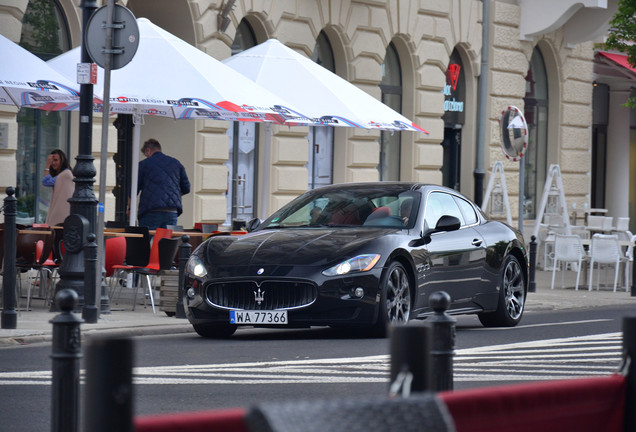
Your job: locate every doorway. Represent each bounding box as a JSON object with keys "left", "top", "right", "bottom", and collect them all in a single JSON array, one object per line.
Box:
[{"left": 441, "top": 127, "right": 461, "bottom": 190}]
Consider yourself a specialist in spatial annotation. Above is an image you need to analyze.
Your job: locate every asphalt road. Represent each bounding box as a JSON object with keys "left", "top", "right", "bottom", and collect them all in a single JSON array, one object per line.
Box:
[{"left": 0, "top": 304, "right": 631, "bottom": 432}]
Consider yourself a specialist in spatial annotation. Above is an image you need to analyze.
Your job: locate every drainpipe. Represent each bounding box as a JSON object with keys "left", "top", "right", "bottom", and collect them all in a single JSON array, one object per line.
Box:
[{"left": 474, "top": 0, "right": 491, "bottom": 207}]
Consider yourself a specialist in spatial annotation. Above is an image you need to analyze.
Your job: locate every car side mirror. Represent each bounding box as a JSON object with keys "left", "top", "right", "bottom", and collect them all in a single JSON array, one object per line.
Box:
[
  {"left": 434, "top": 215, "right": 461, "bottom": 232},
  {"left": 246, "top": 218, "right": 262, "bottom": 232},
  {"left": 410, "top": 215, "right": 461, "bottom": 247}
]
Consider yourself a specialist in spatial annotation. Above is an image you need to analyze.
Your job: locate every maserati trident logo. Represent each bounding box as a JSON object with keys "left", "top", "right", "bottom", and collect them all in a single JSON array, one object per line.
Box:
[
  {"left": 254, "top": 288, "right": 265, "bottom": 305},
  {"left": 257, "top": 268, "right": 264, "bottom": 275}
]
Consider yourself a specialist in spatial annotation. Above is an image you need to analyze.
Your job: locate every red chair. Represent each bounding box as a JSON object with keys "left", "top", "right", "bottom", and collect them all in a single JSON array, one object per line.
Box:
[
  {"left": 110, "top": 226, "right": 152, "bottom": 310},
  {"left": 129, "top": 228, "right": 173, "bottom": 313},
  {"left": 135, "top": 236, "right": 181, "bottom": 313},
  {"left": 105, "top": 236, "right": 126, "bottom": 301},
  {"left": 16, "top": 227, "right": 55, "bottom": 309}
]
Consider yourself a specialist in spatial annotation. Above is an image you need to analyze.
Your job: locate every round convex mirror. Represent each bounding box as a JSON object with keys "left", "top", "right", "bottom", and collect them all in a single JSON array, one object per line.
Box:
[{"left": 498, "top": 106, "right": 528, "bottom": 161}]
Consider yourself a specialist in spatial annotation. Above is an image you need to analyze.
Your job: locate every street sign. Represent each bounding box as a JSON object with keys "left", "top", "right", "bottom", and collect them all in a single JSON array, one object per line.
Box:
[
  {"left": 85, "top": 4, "right": 139, "bottom": 70},
  {"left": 76, "top": 63, "right": 98, "bottom": 84}
]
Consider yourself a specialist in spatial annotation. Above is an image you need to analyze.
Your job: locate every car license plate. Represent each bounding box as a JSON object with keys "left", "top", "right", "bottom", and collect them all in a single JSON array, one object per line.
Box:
[{"left": 229, "top": 310, "right": 288, "bottom": 325}]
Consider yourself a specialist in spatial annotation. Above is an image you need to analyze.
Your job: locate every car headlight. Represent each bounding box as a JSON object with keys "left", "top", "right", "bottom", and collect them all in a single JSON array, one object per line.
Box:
[
  {"left": 186, "top": 255, "right": 208, "bottom": 278},
  {"left": 322, "top": 254, "right": 381, "bottom": 276}
]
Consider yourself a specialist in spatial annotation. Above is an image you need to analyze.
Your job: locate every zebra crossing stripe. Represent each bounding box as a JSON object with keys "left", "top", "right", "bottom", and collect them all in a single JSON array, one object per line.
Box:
[{"left": 0, "top": 332, "right": 622, "bottom": 385}]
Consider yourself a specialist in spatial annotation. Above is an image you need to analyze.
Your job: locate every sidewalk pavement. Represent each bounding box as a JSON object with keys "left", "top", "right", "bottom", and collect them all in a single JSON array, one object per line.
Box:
[{"left": 1, "top": 269, "right": 636, "bottom": 346}]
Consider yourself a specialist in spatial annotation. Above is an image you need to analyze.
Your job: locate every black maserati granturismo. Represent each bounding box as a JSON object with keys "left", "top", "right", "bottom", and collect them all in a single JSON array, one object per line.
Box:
[{"left": 184, "top": 182, "right": 528, "bottom": 338}]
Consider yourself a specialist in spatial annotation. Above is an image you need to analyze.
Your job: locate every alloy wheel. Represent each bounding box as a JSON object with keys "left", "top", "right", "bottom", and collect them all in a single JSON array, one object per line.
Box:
[
  {"left": 503, "top": 257, "right": 525, "bottom": 320},
  {"left": 385, "top": 264, "right": 411, "bottom": 323}
]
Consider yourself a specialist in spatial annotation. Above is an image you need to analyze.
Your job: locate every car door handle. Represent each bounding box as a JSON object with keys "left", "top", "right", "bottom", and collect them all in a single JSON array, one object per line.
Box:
[{"left": 472, "top": 239, "right": 483, "bottom": 247}]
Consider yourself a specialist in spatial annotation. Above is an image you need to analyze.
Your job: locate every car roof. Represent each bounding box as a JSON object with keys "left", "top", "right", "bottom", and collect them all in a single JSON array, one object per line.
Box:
[{"left": 313, "top": 182, "right": 462, "bottom": 196}]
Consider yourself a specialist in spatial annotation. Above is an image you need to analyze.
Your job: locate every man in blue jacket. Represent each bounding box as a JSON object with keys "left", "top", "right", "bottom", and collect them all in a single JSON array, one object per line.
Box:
[{"left": 136, "top": 138, "right": 191, "bottom": 229}]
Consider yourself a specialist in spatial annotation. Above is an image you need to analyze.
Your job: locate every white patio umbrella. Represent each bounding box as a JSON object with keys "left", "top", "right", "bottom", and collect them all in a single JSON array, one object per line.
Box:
[
  {"left": 48, "top": 18, "right": 300, "bottom": 224},
  {"left": 49, "top": 18, "right": 295, "bottom": 122},
  {"left": 0, "top": 33, "right": 91, "bottom": 111},
  {"left": 222, "top": 38, "right": 428, "bottom": 133}
]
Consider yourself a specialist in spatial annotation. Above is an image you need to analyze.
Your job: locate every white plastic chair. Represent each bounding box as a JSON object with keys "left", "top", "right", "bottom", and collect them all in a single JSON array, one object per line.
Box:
[
  {"left": 615, "top": 230, "right": 635, "bottom": 292},
  {"left": 615, "top": 217, "right": 630, "bottom": 232},
  {"left": 586, "top": 215, "right": 605, "bottom": 235},
  {"left": 588, "top": 234, "right": 621, "bottom": 292},
  {"left": 551, "top": 235, "right": 586, "bottom": 291}
]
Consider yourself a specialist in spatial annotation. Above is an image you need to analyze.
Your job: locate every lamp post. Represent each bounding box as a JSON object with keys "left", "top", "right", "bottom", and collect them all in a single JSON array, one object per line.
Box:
[{"left": 51, "top": 0, "right": 109, "bottom": 316}]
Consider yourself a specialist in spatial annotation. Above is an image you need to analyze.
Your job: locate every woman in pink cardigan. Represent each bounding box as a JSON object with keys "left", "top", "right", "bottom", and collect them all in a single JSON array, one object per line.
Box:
[{"left": 42, "top": 149, "right": 74, "bottom": 226}]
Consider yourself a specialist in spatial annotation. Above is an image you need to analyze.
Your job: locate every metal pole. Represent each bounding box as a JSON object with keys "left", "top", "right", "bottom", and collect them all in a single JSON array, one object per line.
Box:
[
  {"left": 473, "top": 0, "right": 490, "bottom": 206},
  {"left": 85, "top": 337, "right": 134, "bottom": 432},
  {"left": 519, "top": 155, "right": 525, "bottom": 232},
  {"left": 631, "top": 236, "right": 636, "bottom": 297},
  {"left": 622, "top": 316, "right": 636, "bottom": 432},
  {"left": 82, "top": 233, "right": 99, "bottom": 323},
  {"left": 1, "top": 187, "right": 17, "bottom": 329},
  {"left": 175, "top": 234, "right": 191, "bottom": 319},
  {"left": 428, "top": 291, "right": 456, "bottom": 391},
  {"left": 128, "top": 113, "right": 142, "bottom": 226},
  {"left": 528, "top": 235, "right": 537, "bottom": 293},
  {"left": 50, "top": 289, "right": 83, "bottom": 432},
  {"left": 389, "top": 322, "right": 431, "bottom": 396},
  {"left": 52, "top": 0, "right": 108, "bottom": 313},
  {"left": 97, "top": 0, "right": 115, "bottom": 311}
]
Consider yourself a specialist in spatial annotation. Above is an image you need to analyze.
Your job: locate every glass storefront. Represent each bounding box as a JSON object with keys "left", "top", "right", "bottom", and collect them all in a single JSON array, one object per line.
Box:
[{"left": 16, "top": 0, "right": 71, "bottom": 224}]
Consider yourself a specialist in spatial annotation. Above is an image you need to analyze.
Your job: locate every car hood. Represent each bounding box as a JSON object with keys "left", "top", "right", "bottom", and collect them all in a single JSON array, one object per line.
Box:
[{"left": 202, "top": 228, "right": 400, "bottom": 267}]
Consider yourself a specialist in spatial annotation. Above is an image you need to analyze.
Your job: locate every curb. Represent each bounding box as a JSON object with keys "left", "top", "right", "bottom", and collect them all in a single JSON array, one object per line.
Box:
[{"left": 0, "top": 324, "right": 194, "bottom": 346}]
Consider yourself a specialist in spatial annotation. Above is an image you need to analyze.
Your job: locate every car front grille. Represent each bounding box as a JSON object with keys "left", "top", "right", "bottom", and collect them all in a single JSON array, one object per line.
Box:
[{"left": 205, "top": 280, "right": 318, "bottom": 310}]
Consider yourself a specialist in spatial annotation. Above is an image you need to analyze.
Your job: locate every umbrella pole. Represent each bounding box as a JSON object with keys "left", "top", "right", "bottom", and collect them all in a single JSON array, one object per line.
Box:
[
  {"left": 129, "top": 113, "right": 142, "bottom": 226},
  {"left": 260, "top": 122, "right": 271, "bottom": 219}
]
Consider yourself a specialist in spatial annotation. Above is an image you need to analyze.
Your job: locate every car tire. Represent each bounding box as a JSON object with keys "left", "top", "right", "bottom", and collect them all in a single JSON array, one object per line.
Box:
[
  {"left": 192, "top": 323, "right": 237, "bottom": 338},
  {"left": 370, "top": 261, "right": 412, "bottom": 337},
  {"left": 478, "top": 254, "right": 525, "bottom": 327}
]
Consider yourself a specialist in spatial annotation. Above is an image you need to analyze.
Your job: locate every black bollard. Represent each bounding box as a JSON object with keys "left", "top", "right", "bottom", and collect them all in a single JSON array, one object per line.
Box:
[
  {"left": 50, "top": 289, "right": 83, "bottom": 432},
  {"left": 623, "top": 316, "right": 636, "bottom": 432},
  {"left": 428, "top": 291, "right": 456, "bottom": 391},
  {"left": 175, "top": 234, "right": 191, "bottom": 319},
  {"left": 1, "top": 187, "right": 17, "bottom": 329},
  {"left": 85, "top": 337, "right": 134, "bottom": 432},
  {"left": 528, "top": 235, "right": 537, "bottom": 293},
  {"left": 82, "top": 233, "right": 99, "bottom": 323},
  {"left": 389, "top": 322, "right": 431, "bottom": 396}
]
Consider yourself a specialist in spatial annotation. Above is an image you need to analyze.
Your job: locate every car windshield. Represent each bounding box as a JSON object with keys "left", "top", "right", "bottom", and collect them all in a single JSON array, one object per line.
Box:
[{"left": 260, "top": 185, "right": 421, "bottom": 229}]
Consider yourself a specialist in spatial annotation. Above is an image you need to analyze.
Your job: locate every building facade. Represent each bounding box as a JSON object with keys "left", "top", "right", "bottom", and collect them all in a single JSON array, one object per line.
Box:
[{"left": 1, "top": 0, "right": 630, "bottom": 236}]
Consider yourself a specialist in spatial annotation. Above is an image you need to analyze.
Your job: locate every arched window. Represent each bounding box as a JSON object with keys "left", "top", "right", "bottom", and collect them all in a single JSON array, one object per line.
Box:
[
  {"left": 523, "top": 48, "right": 549, "bottom": 220},
  {"left": 379, "top": 42, "right": 402, "bottom": 181},
  {"left": 226, "top": 19, "right": 258, "bottom": 228},
  {"left": 308, "top": 31, "right": 334, "bottom": 189},
  {"left": 231, "top": 19, "right": 256, "bottom": 54},
  {"left": 17, "top": 0, "right": 71, "bottom": 224}
]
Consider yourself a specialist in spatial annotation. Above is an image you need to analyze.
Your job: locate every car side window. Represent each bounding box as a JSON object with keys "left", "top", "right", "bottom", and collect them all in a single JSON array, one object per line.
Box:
[
  {"left": 424, "top": 191, "right": 465, "bottom": 230},
  {"left": 455, "top": 196, "right": 478, "bottom": 225}
]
